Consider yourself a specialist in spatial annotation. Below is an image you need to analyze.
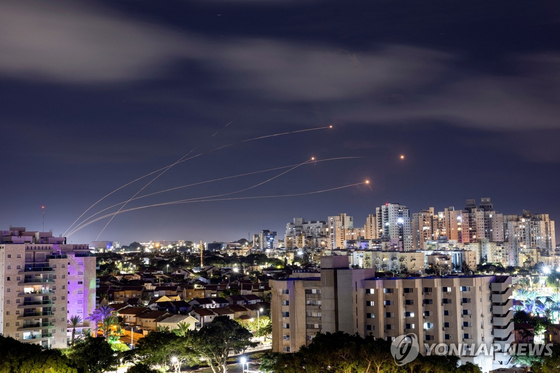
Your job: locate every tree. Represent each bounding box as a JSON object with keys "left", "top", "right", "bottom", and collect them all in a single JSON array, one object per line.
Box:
[
  {"left": 173, "top": 321, "right": 192, "bottom": 337},
  {"left": 69, "top": 315, "right": 82, "bottom": 346},
  {"left": 0, "top": 335, "right": 76, "bottom": 373},
  {"left": 88, "top": 305, "right": 116, "bottom": 338},
  {"left": 67, "top": 335, "right": 118, "bottom": 373},
  {"left": 187, "top": 316, "right": 257, "bottom": 373},
  {"left": 128, "top": 331, "right": 194, "bottom": 371}
]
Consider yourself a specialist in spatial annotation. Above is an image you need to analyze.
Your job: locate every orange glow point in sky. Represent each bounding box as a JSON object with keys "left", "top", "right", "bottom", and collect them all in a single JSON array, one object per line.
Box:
[{"left": 400, "top": 154, "right": 405, "bottom": 160}]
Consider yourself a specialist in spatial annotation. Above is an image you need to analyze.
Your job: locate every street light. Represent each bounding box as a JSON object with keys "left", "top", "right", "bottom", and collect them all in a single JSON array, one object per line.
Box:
[
  {"left": 240, "top": 356, "right": 248, "bottom": 373},
  {"left": 257, "top": 307, "right": 264, "bottom": 333},
  {"left": 171, "top": 356, "right": 179, "bottom": 373}
]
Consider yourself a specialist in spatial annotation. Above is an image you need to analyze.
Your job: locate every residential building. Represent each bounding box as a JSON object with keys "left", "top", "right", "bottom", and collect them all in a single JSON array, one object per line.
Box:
[
  {"left": 363, "top": 214, "right": 378, "bottom": 240},
  {"left": 411, "top": 208, "right": 436, "bottom": 250},
  {"left": 270, "top": 256, "right": 513, "bottom": 373},
  {"left": 328, "top": 213, "right": 354, "bottom": 250},
  {"left": 376, "top": 203, "right": 412, "bottom": 250},
  {"left": 0, "top": 227, "right": 96, "bottom": 349},
  {"left": 285, "top": 218, "right": 328, "bottom": 249}
]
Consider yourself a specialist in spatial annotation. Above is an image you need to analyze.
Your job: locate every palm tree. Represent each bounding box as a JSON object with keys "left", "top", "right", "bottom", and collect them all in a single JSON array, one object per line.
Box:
[
  {"left": 173, "top": 321, "right": 191, "bottom": 337},
  {"left": 88, "top": 305, "right": 115, "bottom": 338},
  {"left": 69, "top": 315, "right": 82, "bottom": 346}
]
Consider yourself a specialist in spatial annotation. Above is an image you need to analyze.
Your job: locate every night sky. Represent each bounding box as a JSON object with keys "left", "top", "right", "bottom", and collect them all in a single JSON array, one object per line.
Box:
[{"left": 1, "top": 0, "right": 559, "bottom": 245}]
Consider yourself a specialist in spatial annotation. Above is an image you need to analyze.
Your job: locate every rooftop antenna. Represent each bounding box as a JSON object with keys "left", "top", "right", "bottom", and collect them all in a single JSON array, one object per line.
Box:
[{"left": 41, "top": 206, "right": 45, "bottom": 232}]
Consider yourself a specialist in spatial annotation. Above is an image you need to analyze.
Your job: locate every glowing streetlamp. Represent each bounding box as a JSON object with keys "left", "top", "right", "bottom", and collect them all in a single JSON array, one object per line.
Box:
[
  {"left": 171, "top": 356, "right": 179, "bottom": 373},
  {"left": 257, "top": 307, "right": 264, "bottom": 334},
  {"left": 240, "top": 356, "right": 248, "bottom": 373}
]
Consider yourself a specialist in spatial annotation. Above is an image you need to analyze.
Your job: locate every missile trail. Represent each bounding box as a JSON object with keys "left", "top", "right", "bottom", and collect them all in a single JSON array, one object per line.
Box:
[
  {"left": 67, "top": 156, "right": 361, "bottom": 234},
  {"left": 69, "top": 157, "right": 313, "bottom": 237},
  {"left": 67, "top": 181, "right": 367, "bottom": 237},
  {"left": 242, "top": 125, "right": 332, "bottom": 143},
  {"left": 64, "top": 124, "right": 334, "bottom": 237}
]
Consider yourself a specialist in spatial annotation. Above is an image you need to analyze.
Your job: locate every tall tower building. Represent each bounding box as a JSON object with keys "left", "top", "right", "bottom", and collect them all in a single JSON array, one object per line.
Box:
[
  {"left": 376, "top": 203, "right": 412, "bottom": 250},
  {"left": 328, "top": 213, "right": 353, "bottom": 250},
  {"left": 363, "top": 214, "right": 378, "bottom": 240},
  {"left": 411, "top": 208, "right": 436, "bottom": 250},
  {"left": 0, "top": 227, "right": 96, "bottom": 349}
]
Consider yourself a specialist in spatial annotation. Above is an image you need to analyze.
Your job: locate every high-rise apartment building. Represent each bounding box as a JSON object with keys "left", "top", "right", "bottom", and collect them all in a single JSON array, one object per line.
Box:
[
  {"left": 270, "top": 256, "right": 513, "bottom": 373},
  {"left": 363, "top": 214, "right": 378, "bottom": 240},
  {"left": 254, "top": 230, "right": 278, "bottom": 250},
  {"left": 327, "top": 213, "right": 354, "bottom": 250},
  {"left": 285, "top": 218, "right": 328, "bottom": 249},
  {"left": 411, "top": 208, "right": 436, "bottom": 250},
  {"left": 376, "top": 203, "right": 412, "bottom": 250},
  {"left": 0, "top": 227, "right": 96, "bottom": 349},
  {"left": 506, "top": 211, "right": 556, "bottom": 266}
]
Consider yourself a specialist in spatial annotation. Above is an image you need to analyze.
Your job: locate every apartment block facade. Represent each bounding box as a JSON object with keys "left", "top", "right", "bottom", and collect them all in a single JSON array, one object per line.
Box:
[
  {"left": 270, "top": 256, "right": 513, "bottom": 373},
  {"left": 0, "top": 227, "right": 96, "bottom": 348}
]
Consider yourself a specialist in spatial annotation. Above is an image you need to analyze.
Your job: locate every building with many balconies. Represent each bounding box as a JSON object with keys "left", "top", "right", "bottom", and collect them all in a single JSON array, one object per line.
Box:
[
  {"left": 0, "top": 227, "right": 96, "bottom": 348},
  {"left": 270, "top": 255, "right": 514, "bottom": 373}
]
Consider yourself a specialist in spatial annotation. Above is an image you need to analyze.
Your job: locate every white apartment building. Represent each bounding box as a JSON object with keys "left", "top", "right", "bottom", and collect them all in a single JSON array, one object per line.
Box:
[
  {"left": 285, "top": 218, "right": 328, "bottom": 249},
  {"left": 270, "top": 256, "right": 513, "bottom": 373},
  {"left": 0, "top": 227, "right": 96, "bottom": 349},
  {"left": 328, "top": 213, "right": 354, "bottom": 250},
  {"left": 376, "top": 203, "right": 412, "bottom": 251},
  {"left": 412, "top": 208, "right": 437, "bottom": 250},
  {"left": 350, "top": 250, "right": 425, "bottom": 273}
]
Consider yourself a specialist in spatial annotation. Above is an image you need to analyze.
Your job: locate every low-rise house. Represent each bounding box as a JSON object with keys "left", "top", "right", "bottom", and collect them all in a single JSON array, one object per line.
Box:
[
  {"left": 118, "top": 307, "right": 148, "bottom": 326},
  {"left": 183, "top": 285, "right": 206, "bottom": 300},
  {"left": 212, "top": 307, "right": 235, "bottom": 319},
  {"left": 188, "top": 297, "right": 229, "bottom": 309},
  {"left": 190, "top": 308, "right": 216, "bottom": 327},
  {"left": 114, "top": 286, "right": 144, "bottom": 301},
  {"left": 138, "top": 310, "right": 170, "bottom": 331},
  {"left": 157, "top": 314, "right": 198, "bottom": 332}
]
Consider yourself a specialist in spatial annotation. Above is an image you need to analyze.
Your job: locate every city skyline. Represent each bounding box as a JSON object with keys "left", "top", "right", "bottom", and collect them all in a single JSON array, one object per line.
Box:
[{"left": 1, "top": 0, "right": 559, "bottom": 245}]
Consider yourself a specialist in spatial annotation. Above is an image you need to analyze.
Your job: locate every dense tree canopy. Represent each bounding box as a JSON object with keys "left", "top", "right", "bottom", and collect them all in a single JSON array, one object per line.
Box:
[
  {"left": 127, "top": 330, "right": 194, "bottom": 371},
  {"left": 0, "top": 335, "right": 76, "bottom": 373},
  {"left": 67, "top": 335, "right": 118, "bottom": 373},
  {"left": 187, "top": 316, "right": 257, "bottom": 373},
  {"left": 262, "top": 332, "right": 482, "bottom": 373}
]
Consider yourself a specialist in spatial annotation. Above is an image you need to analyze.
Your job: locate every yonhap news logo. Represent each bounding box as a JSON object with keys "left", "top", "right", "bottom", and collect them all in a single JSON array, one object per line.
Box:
[
  {"left": 390, "top": 333, "right": 554, "bottom": 366},
  {"left": 390, "top": 333, "right": 420, "bottom": 366}
]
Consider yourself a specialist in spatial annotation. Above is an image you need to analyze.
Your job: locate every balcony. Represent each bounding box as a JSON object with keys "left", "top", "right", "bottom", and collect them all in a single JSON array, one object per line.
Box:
[
  {"left": 21, "top": 267, "right": 54, "bottom": 274},
  {"left": 18, "top": 278, "right": 54, "bottom": 286},
  {"left": 18, "top": 290, "right": 55, "bottom": 297},
  {"left": 18, "top": 322, "right": 55, "bottom": 330},
  {"left": 18, "top": 312, "right": 54, "bottom": 320},
  {"left": 21, "top": 334, "right": 52, "bottom": 342},
  {"left": 19, "top": 300, "right": 54, "bottom": 308},
  {"left": 492, "top": 304, "right": 511, "bottom": 315}
]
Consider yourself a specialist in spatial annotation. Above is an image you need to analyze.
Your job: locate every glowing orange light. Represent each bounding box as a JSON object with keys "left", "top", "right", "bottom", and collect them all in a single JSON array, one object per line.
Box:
[
  {"left": 400, "top": 154, "right": 405, "bottom": 160},
  {"left": 365, "top": 180, "right": 370, "bottom": 184},
  {"left": 311, "top": 157, "right": 315, "bottom": 161},
  {"left": 329, "top": 125, "right": 333, "bottom": 129}
]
